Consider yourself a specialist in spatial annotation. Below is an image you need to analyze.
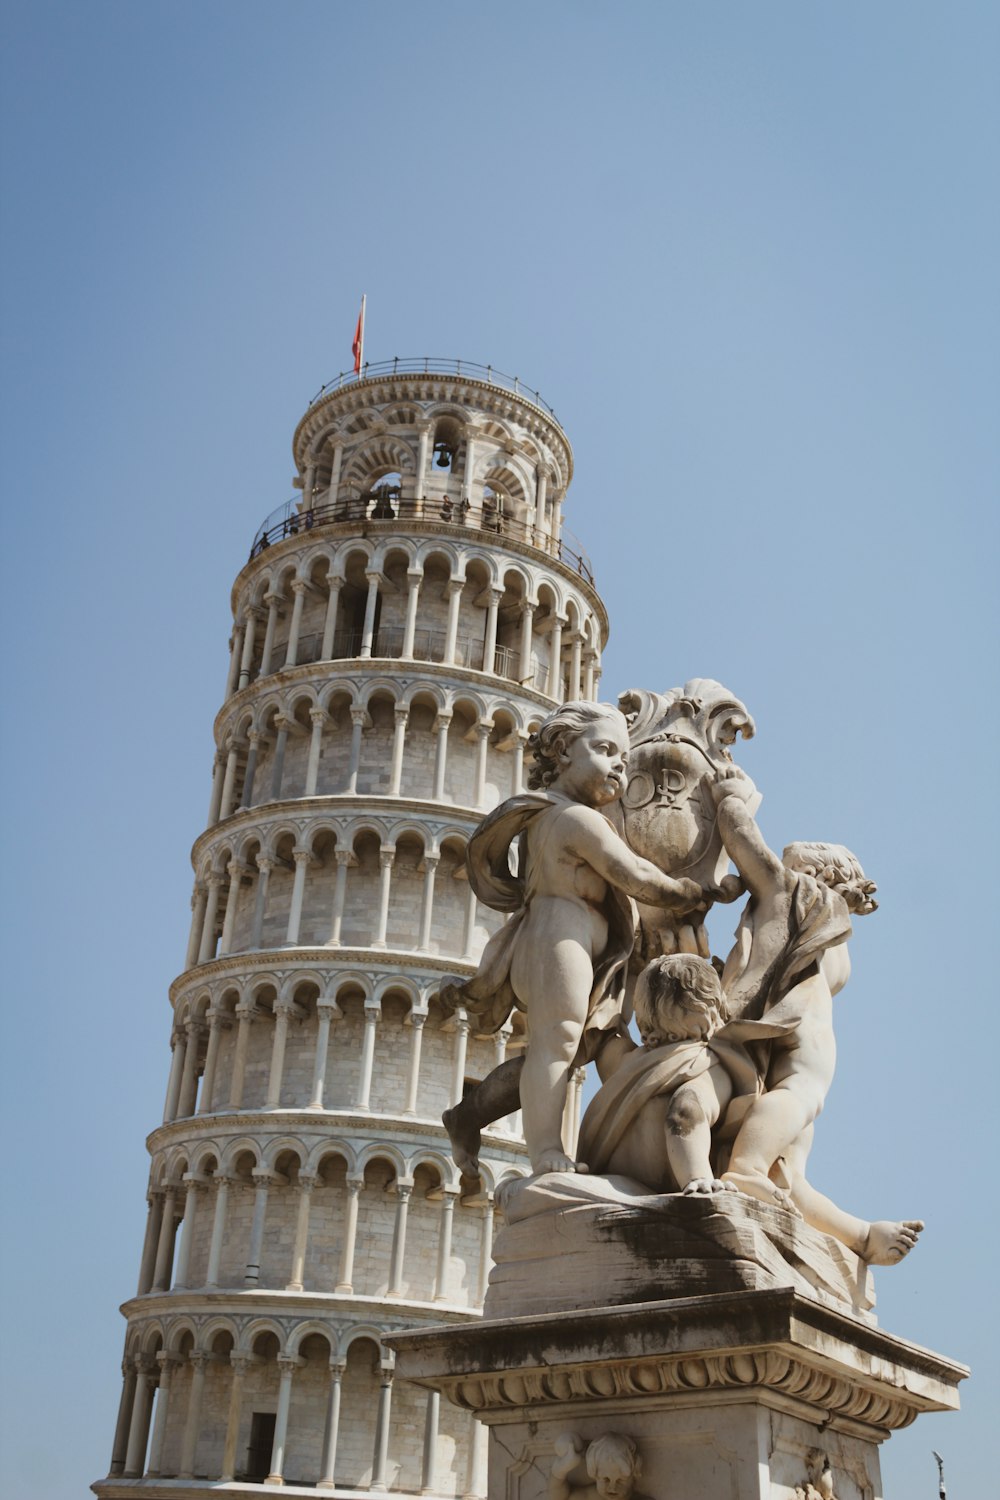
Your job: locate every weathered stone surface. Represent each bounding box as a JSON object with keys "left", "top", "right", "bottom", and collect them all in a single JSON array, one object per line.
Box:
[
  {"left": 389, "top": 1289, "right": 968, "bottom": 1500},
  {"left": 486, "top": 1172, "right": 875, "bottom": 1320}
]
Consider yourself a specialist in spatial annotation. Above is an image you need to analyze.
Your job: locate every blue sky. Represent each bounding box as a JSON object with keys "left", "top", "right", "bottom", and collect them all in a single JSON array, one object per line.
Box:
[{"left": 1, "top": 2, "right": 996, "bottom": 1493}]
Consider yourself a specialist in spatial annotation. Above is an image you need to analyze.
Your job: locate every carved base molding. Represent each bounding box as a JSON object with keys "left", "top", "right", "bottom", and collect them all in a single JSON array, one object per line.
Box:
[{"left": 389, "top": 1288, "right": 966, "bottom": 1500}]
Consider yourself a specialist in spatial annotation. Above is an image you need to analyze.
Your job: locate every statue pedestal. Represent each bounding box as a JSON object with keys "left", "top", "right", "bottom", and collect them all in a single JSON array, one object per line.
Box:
[
  {"left": 389, "top": 1183, "right": 965, "bottom": 1500},
  {"left": 389, "top": 1287, "right": 965, "bottom": 1500}
]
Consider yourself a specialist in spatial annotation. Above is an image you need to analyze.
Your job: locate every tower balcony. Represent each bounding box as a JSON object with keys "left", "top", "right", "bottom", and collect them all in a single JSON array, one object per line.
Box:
[{"left": 249, "top": 491, "right": 595, "bottom": 587}]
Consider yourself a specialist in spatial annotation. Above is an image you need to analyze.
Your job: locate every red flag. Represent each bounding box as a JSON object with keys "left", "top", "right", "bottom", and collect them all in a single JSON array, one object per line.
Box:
[{"left": 352, "top": 295, "right": 366, "bottom": 374}]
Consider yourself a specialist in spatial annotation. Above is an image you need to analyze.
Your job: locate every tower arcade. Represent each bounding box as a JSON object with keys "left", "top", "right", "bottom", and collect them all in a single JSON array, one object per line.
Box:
[{"left": 94, "top": 359, "right": 609, "bottom": 1497}]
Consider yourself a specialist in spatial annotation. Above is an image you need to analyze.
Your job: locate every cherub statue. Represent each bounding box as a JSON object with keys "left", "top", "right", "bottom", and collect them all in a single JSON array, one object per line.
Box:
[
  {"left": 441, "top": 701, "right": 706, "bottom": 1177},
  {"left": 549, "top": 1432, "right": 651, "bottom": 1500},
  {"left": 710, "top": 767, "right": 923, "bottom": 1265},
  {"left": 577, "top": 953, "right": 776, "bottom": 1194}
]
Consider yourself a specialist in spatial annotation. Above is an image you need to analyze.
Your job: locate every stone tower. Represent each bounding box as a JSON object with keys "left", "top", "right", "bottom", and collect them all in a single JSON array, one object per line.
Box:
[{"left": 95, "top": 359, "right": 609, "bottom": 1497}]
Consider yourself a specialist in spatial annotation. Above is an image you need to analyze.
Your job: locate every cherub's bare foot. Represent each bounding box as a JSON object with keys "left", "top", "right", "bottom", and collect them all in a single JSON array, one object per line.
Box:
[
  {"left": 442, "top": 1104, "right": 481, "bottom": 1177},
  {"left": 532, "top": 1149, "right": 587, "bottom": 1176},
  {"left": 682, "top": 1177, "right": 738, "bottom": 1195},
  {"left": 861, "top": 1219, "right": 924, "bottom": 1265},
  {"left": 721, "top": 1170, "right": 802, "bottom": 1216}
]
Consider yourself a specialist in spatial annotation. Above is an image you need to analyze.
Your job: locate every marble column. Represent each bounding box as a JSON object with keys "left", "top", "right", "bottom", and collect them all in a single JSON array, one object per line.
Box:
[
  {"left": 359, "top": 570, "right": 381, "bottom": 658},
  {"left": 284, "top": 578, "right": 309, "bottom": 667},
  {"left": 387, "top": 1180, "right": 413, "bottom": 1296},
  {"left": 546, "top": 614, "right": 565, "bottom": 699},
  {"left": 336, "top": 1176, "right": 364, "bottom": 1291},
  {"left": 269, "top": 719, "right": 289, "bottom": 801},
  {"left": 206, "top": 753, "right": 226, "bottom": 826},
  {"left": 473, "top": 721, "right": 491, "bottom": 807},
  {"left": 162, "top": 1026, "right": 187, "bottom": 1123},
  {"left": 483, "top": 588, "right": 502, "bottom": 674},
  {"left": 172, "top": 1175, "right": 201, "bottom": 1289},
  {"left": 535, "top": 466, "right": 549, "bottom": 539},
  {"left": 197, "top": 1008, "right": 226, "bottom": 1115},
  {"left": 317, "top": 1361, "right": 346, "bottom": 1490},
  {"left": 266, "top": 998, "right": 297, "bottom": 1106},
  {"left": 259, "top": 592, "right": 282, "bottom": 677},
  {"left": 403, "top": 1011, "right": 426, "bottom": 1114},
  {"left": 443, "top": 578, "right": 465, "bottom": 664},
  {"left": 421, "top": 1389, "right": 441, "bottom": 1493},
  {"left": 244, "top": 1171, "right": 275, "bottom": 1286},
  {"left": 372, "top": 845, "right": 396, "bottom": 948},
  {"left": 197, "top": 875, "right": 223, "bottom": 964},
  {"left": 220, "top": 1354, "right": 254, "bottom": 1483},
  {"left": 321, "top": 576, "right": 344, "bottom": 658},
  {"left": 433, "top": 1188, "right": 458, "bottom": 1302},
  {"left": 518, "top": 600, "right": 535, "bottom": 684},
  {"left": 356, "top": 1004, "right": 380, "bottom": 1109},
  {"left": 304, "top": 708, "right": 329, "bottom": 796},
  {"left": 415, "top": 422, "right": 432, "bottom": 498},
  {"left": 251, "top": 856, "right": 273, "bottom": 948},
  {"left": 449, "top": 1014, "right": 471, "bottom": 1106},
  {"left": 224, "top": 622, "right": 245, "bottom": 700},
  {"left": 464, "top": 1414, "right": 489, "bottom": 1499},
  {"left": 302, "top": 461, "right": 316, "bottom": 509},
  {"left": 176, "top": 1020, "right": 204, "bottom": 1118},
  {"left": 109, "top": 1359, "right": 137, "bottom": 1475},
  {"left": 237, "top": 609, "right": 259, "bottom": 690},
  {"left": 151, "top": 1185, "right": 179, "bottom": 1291},
  {"left": 388, "top": 705, "right": 409, "bottom": 795},
  {"left": 205, "top": 1175, "right": 230, "bottom": 1289},
  {"left": 218, "top": 740, "right": 241, "bottom": 821},
  {"left": 461, "top": 432, "right": 477, "bottom": 505},
  {"left": 462, "top": 878, "right": 479, "bottom": 960},
  {"left": 218, "top": 862, "right": 247, "bottom": 956},
  {"left": 432, "top": 712, "right": 452, "bottom": 801},
  {"left": 346, "top": 707, "right": 367, "bottom": 792},
  {"left": 326, "top": 848, "right": 355, "bottom": 945},
  {"left": 416, "top": 854, "right": 439, "bottom": 952},
  {"left": 476, "top": 1198, "right": 495, "bottom": 1306},
  {"left": 123, "top": 1357, "right": 156, "bottom": 1478},
  {"left": 370, "top": 1367, "right": 395, "bottom": 1491},
  {"left": 185, "top": 882, "right": 209, "bottom": 968},
  {"left": 284, "top": 846, "right": 313, "bottom": 945},
  {"left": 309, "top": 1000, "right": 341, "bottom": 1109},
  {"left": 583, "top": 649, "right": 597, "bottom": 700},
  {"left": 228, "top": 1001, "right": 256, "bottom": 1109},
  {"left": 569, "top": 631, "right": 583, "bottom": 700},
  {"left": 286, "top": 1174, "right": 317, "bottom": 1291},
  {"left": 511, "top": 731, "right": 528, "bottom": 796},
  {"left": 401, "top": 569, "right": 422, "bottom": 657},
  {"left": 327, "top": 440, "right": 344, "bottom": 507},
  {"left": 136, "top": 1192, "right": 163, "bottom": 1294},
  {"left": 145, "top": 1353, "right": 179, "bottom": 1476},
  {"left": 178, "top": 1352, "right": 208, "bottom": 1478}
]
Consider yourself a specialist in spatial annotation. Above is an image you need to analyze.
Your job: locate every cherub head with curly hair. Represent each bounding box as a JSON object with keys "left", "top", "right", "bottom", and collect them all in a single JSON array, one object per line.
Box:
[
  {"left": 527, "top": 701, "right": 630, "bottom": 800},
  {"left": 633, "top": 953, "right": 730, "bottom": 1047},
  {"left": 782, "top": 842, "right": 878, "bottom": 915}
]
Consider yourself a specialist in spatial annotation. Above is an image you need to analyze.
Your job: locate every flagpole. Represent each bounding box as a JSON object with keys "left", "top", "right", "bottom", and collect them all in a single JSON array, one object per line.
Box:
[{"left": 359, "top": 293, "right": 366, "bottom": 378}]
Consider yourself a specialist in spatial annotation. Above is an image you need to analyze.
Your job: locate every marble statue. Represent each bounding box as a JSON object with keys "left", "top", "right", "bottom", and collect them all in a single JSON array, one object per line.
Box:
[
  {"left": 549, "top": 1433, "right": 651, "bottom": 1500},
  {"left": 441, "top": 702, "right": 705, "bottom": 1175},
  {"left": 441, "top": 680, "right": 922, "bottom": 1275},
  {"left": 575, "top": 953, "right": 785, "bottom": 1195}
]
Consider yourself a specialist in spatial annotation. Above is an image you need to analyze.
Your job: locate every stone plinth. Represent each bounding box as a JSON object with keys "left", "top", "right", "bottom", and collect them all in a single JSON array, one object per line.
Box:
[
  {"left": 388, "top": 1287, "right": 966, "bottom": 1500},
  {"left": 485, "top": 1175, "right": 876, "bottom": 1322}
]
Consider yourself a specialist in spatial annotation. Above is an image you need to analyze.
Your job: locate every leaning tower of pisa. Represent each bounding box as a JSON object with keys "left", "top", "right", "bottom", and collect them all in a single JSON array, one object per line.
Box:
[{"left": 94, "top": 359, "right": 609, "bottom": 1498}]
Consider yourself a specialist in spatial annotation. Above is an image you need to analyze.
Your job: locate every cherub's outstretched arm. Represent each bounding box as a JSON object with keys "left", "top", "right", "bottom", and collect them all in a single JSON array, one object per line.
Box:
[
  {"left": 708, "top": 768, "right": 786, "bottom": 901},
  {"left": 561, "top": 806, "right": 705, "bottom": 911}
]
